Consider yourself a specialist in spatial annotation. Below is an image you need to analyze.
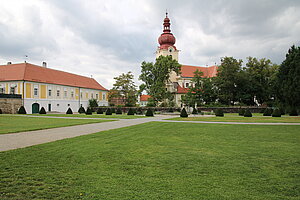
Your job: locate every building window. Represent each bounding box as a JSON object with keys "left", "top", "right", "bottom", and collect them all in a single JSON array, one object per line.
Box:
[
  {"left": 103, "top": 94, "right": 106, "bottom": 100},
  {"left": 91, "top": 93, "right": 93, "bottom": 98},
  {"left": 80, "top": 92, "right": 82, "bottom": 98},
  {"left": 34, "top": 87, "right": 38, "bottom": 96},
  {"left": 48, "top": 89, "right": 52, "bottom": 97},
  {"left": 185, "top": 83, "right": 189, "bottom": 88},
  {"left": 0, "top": 87, "right": 4, "bottom": 94},
  {"left": 57, "top": 104, "right": 59, "bottom": 107},
  {"left": 71, "top": 91, "right": 74, "bottom": 98},
  {"left": 10, "top": 87, "right": 15, "bottom": 94},
  {"left": 64, "top": 91, "right": 67, "bottom": 98},
  {"left": 96, "top": 93, "right": 98, "bottom": 99},
  {"left": 67, "top": 104, "right": 70, "bottom": 106},
  {"left": 57, "top": 90, "right": 60, "bottom": 97}
]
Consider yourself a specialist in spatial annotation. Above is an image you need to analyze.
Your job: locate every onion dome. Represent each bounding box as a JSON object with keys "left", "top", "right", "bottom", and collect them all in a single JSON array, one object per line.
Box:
[{"left": 158, "top": 12, "right": 176, "bottom": 50}]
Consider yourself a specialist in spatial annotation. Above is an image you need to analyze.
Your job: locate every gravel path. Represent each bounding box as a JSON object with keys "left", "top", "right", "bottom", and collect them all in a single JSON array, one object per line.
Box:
[{"left": 1, "top": 115, "right": 299, "bottom": 152}]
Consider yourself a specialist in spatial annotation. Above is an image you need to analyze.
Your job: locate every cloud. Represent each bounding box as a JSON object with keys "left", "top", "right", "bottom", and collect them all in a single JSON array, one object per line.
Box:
[{"left": 0, "top": 0, "right": 299, "bottom": 89}]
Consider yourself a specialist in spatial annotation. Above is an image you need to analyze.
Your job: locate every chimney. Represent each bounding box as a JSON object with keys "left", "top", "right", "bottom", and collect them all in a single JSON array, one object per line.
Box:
[
  {"left": 7, "top": 62, "right": 12, "bottom": 65},
  {"left": 42, "top": 62, "right": 47, "bottom": 68}
]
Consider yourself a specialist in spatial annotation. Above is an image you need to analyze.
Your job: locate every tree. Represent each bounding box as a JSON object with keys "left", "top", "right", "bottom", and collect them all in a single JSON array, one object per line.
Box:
[
  {"left": 215, "top": 57, "right": 243, "bottom": 105},
  {"left": 112, "top": 71, "right": 137, "bottom": 107},
  {"left": 88, "top": 98, "right": 98, "bottom": 108},
  {"left": 277, "top": 45, "right": 300, "bottom": 109},
  {"left": 139, "top": 55, "right": 181, "bottom": 106},
  {"left": 245, "top": 57, "right": 278, "bottom": 105}
]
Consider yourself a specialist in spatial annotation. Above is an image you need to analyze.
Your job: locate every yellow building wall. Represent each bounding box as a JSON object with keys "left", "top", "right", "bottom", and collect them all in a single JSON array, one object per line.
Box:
[
  {"left": 40, "top": 85, "right": 46, "bottom": 99},
  {"left": 75, "top": 88, "right": 79, "bottom": 100},
  {"left": 86, "top": 92, "right": 88, "bottom": 99},
  {"left": 17, "top": 83, "right": 21, "bottom": 94},
  {"left": 26, "top": 83, "right": 32, "bottom": 98},
  {"left": 99, "top": 92, "right": 102, "bottom": 100},
  {"left": 5, "top": 83, "right": 8, "bottom": 93}
]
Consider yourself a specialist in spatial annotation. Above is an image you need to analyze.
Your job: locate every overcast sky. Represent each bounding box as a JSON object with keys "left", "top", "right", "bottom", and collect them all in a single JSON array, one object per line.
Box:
[{"left": 1, "top": 0, "right": 299, "bottom": 89}]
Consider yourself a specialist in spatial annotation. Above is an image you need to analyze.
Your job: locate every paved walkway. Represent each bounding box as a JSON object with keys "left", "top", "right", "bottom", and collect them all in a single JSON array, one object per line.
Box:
[
  {"left": 1, "top": 115, "right": 299, "bottom": 152},
  {"left": 0, "top": 115, "right": 172, "bottom": 152}
]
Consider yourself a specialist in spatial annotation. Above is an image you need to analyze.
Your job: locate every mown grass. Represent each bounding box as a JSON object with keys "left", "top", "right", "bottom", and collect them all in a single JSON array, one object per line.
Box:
[
  {"left": 0, "top": 115, "right": 113, "bottom": 134},
  {"left": 0, "top": 122, "right": 299, "bottom": 199},
  {"left": 169, "top": 114, "right": 300, "bottom": 123},
  {"left": 31, "top": 113, "right": 146, "bottom": 119}
]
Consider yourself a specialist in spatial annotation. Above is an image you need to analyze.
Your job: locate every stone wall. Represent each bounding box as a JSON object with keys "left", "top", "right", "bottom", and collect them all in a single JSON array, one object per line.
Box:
[{"left": 0, "top": 97, "right": 22, "bottom": 114}]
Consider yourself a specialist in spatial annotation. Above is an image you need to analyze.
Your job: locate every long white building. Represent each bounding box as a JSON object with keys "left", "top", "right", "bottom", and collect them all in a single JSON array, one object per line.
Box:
[{"left": 0, "top": 62, "right": 108, "bottom": 113}]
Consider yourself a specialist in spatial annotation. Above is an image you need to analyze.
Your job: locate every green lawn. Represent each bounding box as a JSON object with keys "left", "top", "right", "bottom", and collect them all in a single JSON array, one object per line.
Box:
[
  {"left": 169, "top": 115, "right": 300, "bottom": 123},
  {"left": 0, "top": 115, "right": 113, "bottom": 134},
  {"left": 1, "top": 122, "right": 299, "bottom": 199},
  {"left": 31, "top": 113, "right": 146, "bottom": 119}
]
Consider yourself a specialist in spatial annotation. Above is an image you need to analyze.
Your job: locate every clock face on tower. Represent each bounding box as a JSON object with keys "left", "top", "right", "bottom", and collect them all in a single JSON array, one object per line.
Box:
[{"left": 169, "top": 47, "right": 173, "bottom": 52}]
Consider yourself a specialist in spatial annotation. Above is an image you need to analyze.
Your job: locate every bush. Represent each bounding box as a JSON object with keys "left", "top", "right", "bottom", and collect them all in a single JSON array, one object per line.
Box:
[
  {"left": 18, "top": 106, "right": 27, "bottom": 114},
  {"left": 111, "top": 108, "right": 116, "bottom": 113},
  {"left": 263, "top": 108, "right": 272, "bottom": 116},
  {"left": 78, "top": 106, "right": 85, "bottom": 114},
  {"left": 96, "top": 108, "right": 103, "bottom": 114},
  {"left": 279, "top": 108, "right": 286, "bottom": 115},
  {"left": 39, "top": 107, "right": 47, "bottom": 114},
  {"left": 66, "top": 107, "right": 73, "bottom": 114},
  {"left": 243, "top": 109, "right": 252, "bottom": 117},
  {"left": 86, "top": 107, "right": 93, "bottom": 115},
  {"left": 145, "top": 108, "right": 154, "bottom": 117},
  {"left": 168, "top": 107, "right": 174, "bottom": 113},
  {"left": 180, "top": 108, "right": 188, "bottom": 117},
  {"left": 116, "top": 108, "right": 122, "bottom": 115},
  {"left": 289, "top": 108, "right": 298, "bottom": 116},
  {"left": 0, "top": 108, "right": 2, "bottom": 114},
  {"left": 105, "top": 108, "right": 112, "bottom": 115},
  {"left": 260, "top": 108, "right": 265, "bottom": 113},
  {"left": 127, "top": 108, "right": 135, "bottom": 115},
  {"left": 272, "top": 108, "right": 281, "bottom": 117},
  {"left": 238, "top": 109, "right": 245, "bottom": 116},
  {"left": 192, "top": 107, "right": 198, "bottom": 114},
  {"left": 214, "top": 108, "right": 224, "bottom": 117},
  {"left": 136, "top": 108, "right": 143, "bottom": 115}
]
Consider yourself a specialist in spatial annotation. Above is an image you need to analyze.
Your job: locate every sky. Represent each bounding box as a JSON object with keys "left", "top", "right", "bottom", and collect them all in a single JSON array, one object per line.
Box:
[{"left": 1, "top": 0, "right": 299, "bottom": 89}]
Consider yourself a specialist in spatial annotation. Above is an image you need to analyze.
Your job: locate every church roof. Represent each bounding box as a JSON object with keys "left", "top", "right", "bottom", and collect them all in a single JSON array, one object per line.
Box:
[
  {"left": 177, "top": 85, "right": 189, "bottom": 94},
  {"left": 0, "top": 63, "right": 108, "bottom": 91},
  {"left": 180, "top": 65, "right": 218, "bottom": 78},
  {"left": 140, "top": 95, "right": 151, "bottom": 101}
]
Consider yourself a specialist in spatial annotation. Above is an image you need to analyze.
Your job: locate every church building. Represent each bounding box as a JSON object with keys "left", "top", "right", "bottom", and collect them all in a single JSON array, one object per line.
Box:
[{"left": 156, "top": 13, "right": 218, "bottom": 107}]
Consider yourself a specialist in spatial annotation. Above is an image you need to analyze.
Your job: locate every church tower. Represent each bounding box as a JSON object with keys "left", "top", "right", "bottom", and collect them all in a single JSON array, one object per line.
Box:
[{"left": 156, "top": 12, "right": 179, "bottom": 61}]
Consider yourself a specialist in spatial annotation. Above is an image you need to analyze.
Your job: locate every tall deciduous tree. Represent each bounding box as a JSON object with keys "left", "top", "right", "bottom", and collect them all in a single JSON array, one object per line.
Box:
[
  {"left": 139, "top": 55, "right": 181, "bottom": 105},
  {"left": 277, "top": 45, "right": 300, "bottom": 109},
  {"left": 215, "top": 57, "right": 243, "bottom": 105},
  {"left": 245, "top": 57, "right": 278, "bottom": 105},
  {"left": 112, "top": 71, "right": 137, "bottom": 107}
]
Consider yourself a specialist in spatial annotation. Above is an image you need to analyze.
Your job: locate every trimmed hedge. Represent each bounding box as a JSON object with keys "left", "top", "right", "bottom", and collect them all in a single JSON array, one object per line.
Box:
[
  {"left": 96, "top": 108, "right": 103, "bottom": 114},
  {"left": 127, "top": 108, "right": 135, "bottom": 115},
  {"left": 111, "top": 108, "right": 116, "bottom": 113},
  {"left": 289, "top": 108, "right": 298, "bottom": 116},
  {"left": 78, "top": 106, "right": 86, "bottom": 114},
  {"left": 263, "top": 108, "right": 273, "bottom": 116},
  {"left": 214, "top": 108, "right": 224, "bottom": 117},
  {"left": 0, "top": 108, "right": 2, "bottom": 114},
  {"left": 116, "top": 108, "right": 122, "bottom": 115},
  {"left": 86, "top": 107, "right": 93, "bottom": 115},
  {"left": 105, "top": 108, "right": 112, "bottom": 115},
  {"left": 272, "top": 108, "right": 281, "bottom": 117},
  {"left": 180, "top": 108, "right": 188, "bottom": 117},
  {"left": 39, "top": 107, "right": 47, "bottom": 114},
  {"left": 66, "top": 107, "right": 73, "bottom": 114},
  {"left": 238, "top": 109, "right": 245, "bottom": 116},
  {"left": 168, "top": 107, "right": 174, "bottom": 113},
  {"left": 244, "top": 109, "right": 252, "bottom": 117},
  {"left": 18, "top": 106, "right": 27, "bottom": 114},
  {"left": 192, "top": 107, "right": 198, "bottom": 114},
  {"left": 145, "top": 108, "right": 154, "bottom": 117}
]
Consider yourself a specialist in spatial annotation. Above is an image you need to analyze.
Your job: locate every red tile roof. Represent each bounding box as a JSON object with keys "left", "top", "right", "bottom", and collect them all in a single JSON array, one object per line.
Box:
[
  {"left": 177, "top": 85, "right": 189, "bottom": 94},
  {"left": 181, "top": 65, "right": 218, "bottom": 78},
  {"left": 140, "top": 95, "right": 151, "bottom": 101},
  {"left": 0, "top": 63, "right": 108, "bottom": 90}
]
